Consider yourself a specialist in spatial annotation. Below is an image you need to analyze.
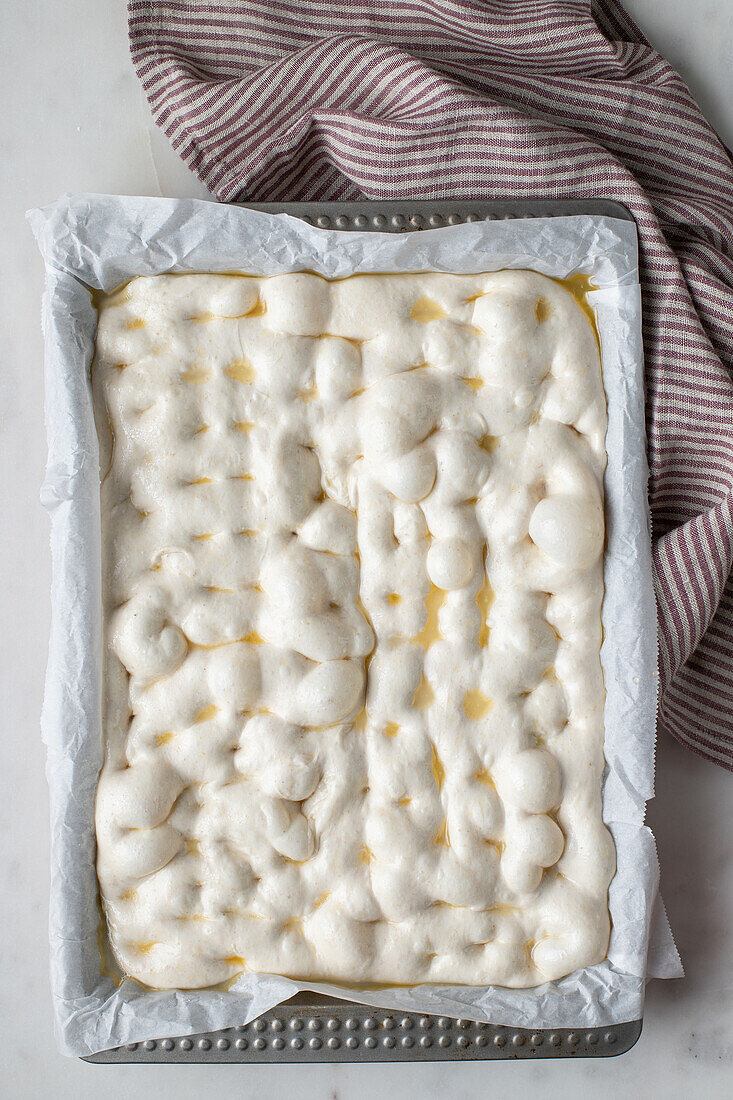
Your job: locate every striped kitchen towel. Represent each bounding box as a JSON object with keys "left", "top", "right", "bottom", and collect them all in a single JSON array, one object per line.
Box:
[{"left": 128, "top": 0, "right": 733, "bottom": 769}]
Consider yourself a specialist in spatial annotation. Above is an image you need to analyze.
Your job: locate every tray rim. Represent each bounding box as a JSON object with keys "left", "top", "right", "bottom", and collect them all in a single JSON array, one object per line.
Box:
[
  {"left": 84, "top": 195, "right": 642, "bottom": 1064},
  {"left": 84, "top": 992, "right": 643, "bottom": 1063},
  {"left": 235, "top": 196, "right": 635, "bottom": 230}
]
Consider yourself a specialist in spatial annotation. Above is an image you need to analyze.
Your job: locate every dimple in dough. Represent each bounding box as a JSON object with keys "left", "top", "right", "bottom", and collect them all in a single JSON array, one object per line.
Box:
[{"left": 92, "top": 268, "right": 615, "bottom": 991}]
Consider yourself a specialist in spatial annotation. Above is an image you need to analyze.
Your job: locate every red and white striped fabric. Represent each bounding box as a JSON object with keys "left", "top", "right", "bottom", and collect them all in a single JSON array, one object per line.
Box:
[{"left": 128, "top": 0, "right": 733, "bottom": 769}]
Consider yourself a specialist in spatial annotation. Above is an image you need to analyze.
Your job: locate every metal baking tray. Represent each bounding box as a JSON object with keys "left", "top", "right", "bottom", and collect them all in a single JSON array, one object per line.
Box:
[
  {"left": 239, "top": 196, "right": 634, "bottom": 230},
  {"left": 85, "top": 198, "right": 641, "bottom": 1063},
  {"left": 87, "top": 991, "right": 642, "bottom": 1062}
]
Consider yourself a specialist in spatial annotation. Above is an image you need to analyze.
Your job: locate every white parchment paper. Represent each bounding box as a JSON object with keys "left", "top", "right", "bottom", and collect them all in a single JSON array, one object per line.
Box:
[{"left": 28, "top": 194, "right": 682, "bottom": 1057}]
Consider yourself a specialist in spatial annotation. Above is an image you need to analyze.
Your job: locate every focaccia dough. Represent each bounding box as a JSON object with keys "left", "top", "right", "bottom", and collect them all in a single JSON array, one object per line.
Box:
[{"left": 93, "top": 269, "right": 615, "bottom": 990}]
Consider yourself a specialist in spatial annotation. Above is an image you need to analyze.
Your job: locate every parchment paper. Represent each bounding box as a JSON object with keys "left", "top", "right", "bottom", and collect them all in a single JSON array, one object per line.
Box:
[{"left": 28, "top": 194, "right": 683, "bottom": 1057}]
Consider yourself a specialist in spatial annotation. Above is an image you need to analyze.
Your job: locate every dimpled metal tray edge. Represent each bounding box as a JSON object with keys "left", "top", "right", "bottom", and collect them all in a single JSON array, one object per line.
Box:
[
  {"left": 86, "top": 992, "right": 642, "bottom": 1062},
  {"left": 238, "top": 197, "right": 634, "bottom": 231},
  {"left": 85, "top": 198, "right": 641, "bottom": 1063}
]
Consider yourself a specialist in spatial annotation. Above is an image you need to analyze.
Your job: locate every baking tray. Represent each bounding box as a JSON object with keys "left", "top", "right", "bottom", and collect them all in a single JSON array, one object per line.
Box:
[
  {"left": 238, "top": 197, "right": 634, "bottom": 230},
  {"left": 85, "top": 198, "right": 641, "bottom": 1063},
  {"left": 87, "top": 991, "right": 642, "bottom": 1062}
]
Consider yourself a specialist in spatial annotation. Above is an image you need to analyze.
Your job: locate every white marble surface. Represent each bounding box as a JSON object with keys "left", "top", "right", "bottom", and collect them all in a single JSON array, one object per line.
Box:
[{"left": 1, "top": 1, "right": 731, "bottom": 1096}]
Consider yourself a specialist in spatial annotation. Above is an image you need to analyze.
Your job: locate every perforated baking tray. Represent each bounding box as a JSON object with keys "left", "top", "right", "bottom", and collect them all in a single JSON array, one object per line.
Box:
[
  {"left": 85, "top": 198, "right": 641, "bottom": 1063},
  {"left": 87, "top": 990, "right": 641, "bottom": 1062}
]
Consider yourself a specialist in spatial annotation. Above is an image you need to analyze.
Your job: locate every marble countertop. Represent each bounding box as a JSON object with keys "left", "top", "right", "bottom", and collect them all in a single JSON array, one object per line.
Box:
[{"left": 2, "top": 1, "right": 731, "bottom": 1097}]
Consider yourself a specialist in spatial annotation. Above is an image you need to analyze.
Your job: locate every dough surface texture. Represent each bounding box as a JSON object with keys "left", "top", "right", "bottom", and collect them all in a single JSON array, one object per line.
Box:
[{"left": 93, "top": 269, "right": 614, "bottom": 989}]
